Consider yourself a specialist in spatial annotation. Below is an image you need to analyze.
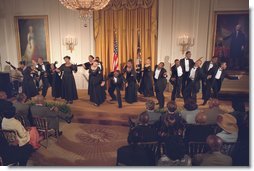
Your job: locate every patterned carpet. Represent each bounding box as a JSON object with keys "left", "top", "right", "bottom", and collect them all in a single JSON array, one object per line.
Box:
[{"left": 29, "top": 122, "right": 128, "bottom": 166}]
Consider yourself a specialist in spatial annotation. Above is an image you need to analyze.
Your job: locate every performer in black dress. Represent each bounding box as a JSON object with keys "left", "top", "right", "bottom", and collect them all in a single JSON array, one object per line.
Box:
[
  {"left": 107, "top": 70, "right": 125, "bottom": 108},
  {"left": 89, "top": 60, "right": 106, "bottom": 106},
  {"left": 82, "top": 55, "right": 94, "bottom": 95},
  {"left": 123, "top": 59, "right": 138, "bottom": 104},
  {"left": 135, "top": 57, "right": 142, "bottom": 84},
  {"left": 57, "top": 56, "right": 78, "bottom": 104},
  {"left": 36, "top": 57, "right": 51, "bottom": 97},
  {"left": 139, "top": 57, "right": 154, "bottom": 97},
  {"left": 19, "top": 61, "right": 38, "bottom": 100},
  {"left": 50, "top": 63, "right": 62, "bottom": 100}
]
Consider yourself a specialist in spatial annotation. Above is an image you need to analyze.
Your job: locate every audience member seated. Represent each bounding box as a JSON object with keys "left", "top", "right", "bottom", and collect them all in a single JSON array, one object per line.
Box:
[
  {"left": 157, "top": 136, "right": 191, "bottom": 166},
  {"left": 127, "top": 112, "right": 158, "bottom": 144},
  {"left": 193, "top": 135, "right": 232, "bottom": 166},
  {"left": 1, "top": 106, "right": 39, "bottom": 165},
  {"left": 0, "top": 130, "right": 31, "bottom": 166},
  {"left": 203, "top": 99, "right": 224, "bottom": 124},
  {"left": 216, "top": 114, "right": 238, "bottom": 143},
  {"left": 181, "top": 99, "right": 200, "bottom": 124},
  {"left": 184, "top": 112, "right": 214, "bottom": 144},
  {"left": 145, "top": 100, "right": 161, "bottom": 125},
  {"left": 230, "top": 98, "right": 246, "bottom": 127},
  {"left": 30, "top": 95, "right": 74, "bottom": 136},
  {"left": 0, "top": 91, "right": 13, "bottom": 118},
  {"left": 231, "top": 112, "right": 249, "bottom": 166},
  {"left": 13, "top": 93, "right": 32, "bottom": 126},
  {"left": 159, "top": 101, "right": 186, "bottom": 139}
]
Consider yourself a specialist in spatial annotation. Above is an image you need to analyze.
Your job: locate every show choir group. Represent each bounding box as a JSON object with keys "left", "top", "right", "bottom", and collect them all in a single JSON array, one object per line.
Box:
[{"left": 13, "top": 51, "right": 239, "bottom": 108}]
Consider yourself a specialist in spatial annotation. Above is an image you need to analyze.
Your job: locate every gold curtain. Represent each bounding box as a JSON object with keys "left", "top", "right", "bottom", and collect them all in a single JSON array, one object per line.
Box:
[{"left": 93, "top": 0, "right": 158, "bottom": 75}]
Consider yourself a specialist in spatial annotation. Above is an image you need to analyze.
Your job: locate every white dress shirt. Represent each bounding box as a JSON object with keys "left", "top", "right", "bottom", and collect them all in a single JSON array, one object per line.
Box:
[
  {"left": 208, "top": 62, "right": 213, "bottom": 71},
  {"left": 1, "top": 117, "right": 30, "bottom": 147},
  {"left": 113, "top": 77, "right": 117, "bottom": 83},
  {"left": 215, "top": 68, "right": 223, "bottom": 79},
  {"left": 189, "top": 67, "right": 197, "bottom": 80},
  {"left": 177, "top": 66, "right": 183, "bottom": 77},
  {"left": 184, "top": 58, "right": 190, "bottom": 72},
  {"left": 154, "top": 68, "right": 161, "bottom": 79}
]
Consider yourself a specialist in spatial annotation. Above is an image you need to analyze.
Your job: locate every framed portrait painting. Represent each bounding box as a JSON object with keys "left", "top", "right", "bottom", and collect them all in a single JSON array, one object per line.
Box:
[
  {"left": 212, "top": 11, "right": 249, "bottom": 71},
  {"left": 15, "top": 15, "right": 50, "bottom": 64}
]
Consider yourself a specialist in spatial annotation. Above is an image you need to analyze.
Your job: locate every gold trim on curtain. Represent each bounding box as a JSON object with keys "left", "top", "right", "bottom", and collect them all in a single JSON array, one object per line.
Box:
[{"left": 94, "top": 0, "right": 158, "bottom": 75}]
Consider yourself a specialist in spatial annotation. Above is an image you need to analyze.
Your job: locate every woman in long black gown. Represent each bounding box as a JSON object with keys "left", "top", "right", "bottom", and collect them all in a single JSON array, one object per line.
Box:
[
  {"left": 57, "top": 56, "right": 78, "bottom": 104},
  {"left": 139, "top": 57, "right": 154, "bottom": 97},
  {"left": 50, "top": 63, "right": 62, "bottom": 100},
  {"left": 20, "top": 61, "right": 38, "bottom": 100},
  {"left": 123, "top": 59, "right": 137, "bottom": 103},
  {"left": 89, "top": 60, "right": 106, "bottom": 106}
]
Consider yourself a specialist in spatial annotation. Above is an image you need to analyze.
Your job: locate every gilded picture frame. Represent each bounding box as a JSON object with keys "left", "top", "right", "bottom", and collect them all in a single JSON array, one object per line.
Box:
[
  {"left": 15, "top": 15, "right": 50, "bottom": 64},
  {"left": 212, "top": 11, "right": 249, "bottom": 71}
]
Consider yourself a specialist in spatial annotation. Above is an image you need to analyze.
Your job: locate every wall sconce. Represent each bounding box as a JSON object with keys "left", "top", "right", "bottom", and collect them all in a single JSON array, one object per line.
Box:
[
  {"left": 177, "top": 34, "right": 194, "bottom": 55},
  {"left": 63, "top": 35, "right": 78, "bottom": 53}
]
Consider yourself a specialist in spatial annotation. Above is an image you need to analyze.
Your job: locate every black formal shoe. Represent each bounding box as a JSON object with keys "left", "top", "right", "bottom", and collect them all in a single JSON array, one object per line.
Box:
[
  {"left": 69, "top": 101, "right": 73, "bottom": 104},
  {"left": 56, "top": 131, "right": 63, "bottom": 137},
  {"left": 93, "top": 103, "right": 99, "bottom": 106},
  {"left": 66, "top": 115, "right": 74, "bottom": 124},
  {"left": 118, "top": 106, "right": 122, "bottom": 108}
]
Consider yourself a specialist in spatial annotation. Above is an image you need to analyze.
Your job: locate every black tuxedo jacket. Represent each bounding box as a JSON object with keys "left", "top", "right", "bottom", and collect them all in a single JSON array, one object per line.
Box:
[
  {"left": 169, "top": 65, "right": 182, "bottom": 85},
  {"left": 187, "top": 67, "right": 204, "bottom": 92},
  {"left": 180, "top": 58, "right": 195, "bottom": 73},
  {"left": 107, "top": 72, "right": 125, "bottom": 89},
  {"left": 153, "top": 65, "right": 167, "bottom": 91}
]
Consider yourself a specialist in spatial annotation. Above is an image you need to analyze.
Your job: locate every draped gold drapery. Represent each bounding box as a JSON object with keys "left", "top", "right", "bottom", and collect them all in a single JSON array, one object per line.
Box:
[{"left": 93, "top": 0, "right": 158, "bottom": 75}]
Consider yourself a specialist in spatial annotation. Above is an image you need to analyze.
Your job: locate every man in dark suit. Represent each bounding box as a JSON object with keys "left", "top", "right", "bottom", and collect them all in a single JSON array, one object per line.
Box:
[
  {"left": 223, "top": 24, "right": 246, "bottom": 70},
  {"left": 180, "top": 51, "right": 195, "bottom": 96},
  {"left": 153, "top": 62, "right": 167, "bottom": 109},
  {"left": 95, "top": 56, "right": 103, "bottom": 72},
  {"left": 30, "top": 95, "right": 73, "bottom": 135},
  {"left": 183, "top": 60, "right": 204, "bottom": 102},
  {"left": 201, "top": 56, "right": 218, "bottom": 100},
  {"left": 36, "top": 57, "right": 51, "bottom": 98},
  {"left": 170, "top": 59, "right": 183, "bottom": 101},
  {"left": 107, "top": 70, "right": 125, "bottom": 108},
  {"left": 203, "top": 62, "right": 240, "bottom": 105}
]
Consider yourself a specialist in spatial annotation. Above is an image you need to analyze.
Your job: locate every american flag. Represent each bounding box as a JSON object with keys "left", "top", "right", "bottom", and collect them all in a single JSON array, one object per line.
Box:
[{"left": 113, "top": 34, "right": 119, "bottom": 71}]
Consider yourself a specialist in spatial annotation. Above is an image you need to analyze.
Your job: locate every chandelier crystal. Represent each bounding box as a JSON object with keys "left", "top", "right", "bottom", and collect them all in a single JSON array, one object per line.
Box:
[{"left": 59, "top": 0, "right": 110, "bottom": 26}]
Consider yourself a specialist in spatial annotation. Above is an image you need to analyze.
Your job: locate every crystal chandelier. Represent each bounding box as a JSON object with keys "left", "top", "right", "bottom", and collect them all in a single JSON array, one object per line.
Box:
[{"left": 59, "top": 0, "right": 110, "bottom": 27}]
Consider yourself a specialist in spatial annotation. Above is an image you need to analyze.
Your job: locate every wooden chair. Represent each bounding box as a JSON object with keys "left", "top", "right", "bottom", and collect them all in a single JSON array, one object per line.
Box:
[
  {"left": 188, "top": 141, "right": 208, "bottom": 158},
  {"left": 32, "top": 116, "right": 58, "bottom": 148},
  {"left": 221, "top": 142, "right": 237, "bottom": 156},
  {"left": 15, "top": 115, "right": 26, "bottom": 128}
]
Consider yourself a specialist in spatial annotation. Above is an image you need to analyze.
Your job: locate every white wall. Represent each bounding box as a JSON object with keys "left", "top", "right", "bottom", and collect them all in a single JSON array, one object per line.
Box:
[
  {"left": 0, "top": 0, "right": 95, "bottom": 89},
  {"left": 158, "top": 0, "right": 249, "bottom": 66}
]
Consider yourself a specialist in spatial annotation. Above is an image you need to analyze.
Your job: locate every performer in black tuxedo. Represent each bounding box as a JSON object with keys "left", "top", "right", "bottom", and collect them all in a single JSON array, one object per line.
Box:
[
  {"left": 19, "top": 61, "right": 38, "bottom": 100},
  {"left": 170, "top": 59, "right": 183, "bottom": 101},
  {"left": 95, "top": 56, "right": 103, "bottom": 72},
  {"left": 202, "top": 61, "right": 240, "bottom": 105},
  {"left": 183, "top": 60, "right": 204, "bottom": 102},
  {"left": 180, "top": 51, "right": 195, "bottom": 96},
  {"left": 36, "top": 57, "right": 51, "bottom": 97},
  {"left": 223, "top": 24, "right": 246, "bottom": 69},
  {"left": 82, "top": 55, "right": 94, "bottom": 95},
  {"left": 107, "top": 70, "right": 125, "bottom": 108},
  {"left": 122, "top": 59, "right": 138, "bottom": 104},
  {"left": 201, "top": 56, "right": 218, "bottom": 100},
  {"left": 153, "top": 62, "right": 167, "bottom": 109},
  {"left": 139, "top": 57, "right": 154, "bottom": 97}
]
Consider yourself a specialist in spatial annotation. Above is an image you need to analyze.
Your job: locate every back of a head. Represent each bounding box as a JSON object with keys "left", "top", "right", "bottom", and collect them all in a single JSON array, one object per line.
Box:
[
  {"left": 167, "top": 101, "right": 177, "bottom": 113},
  {"left": 146, "top": 100, "right": 155, "bottom": 111},
  {"left": 0, "top": 91, "right": 7, "bottom": 100},
  {"left": 34, "top": 95, "right": 45, "bottom": 105},
  {"left": 164, "top": 136, "right": 185, "bottom": 161},
  {"left": 16, "top": 93, "right": 27, "bottom": 103},
  {"left": 139, "top": 111, "right": 149, "bottom": 125},
  {"left": 206, "top": 135, "right": 223, "bottom": 152},
  {"left": 184, "top": 99, "right": 198, "bottom": 111},
  {"left": 195, "top": 111, "right": 207, "bottom": 124},
  {"left": 3, "top": 106, "right": 16, "bottom": 119}
]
